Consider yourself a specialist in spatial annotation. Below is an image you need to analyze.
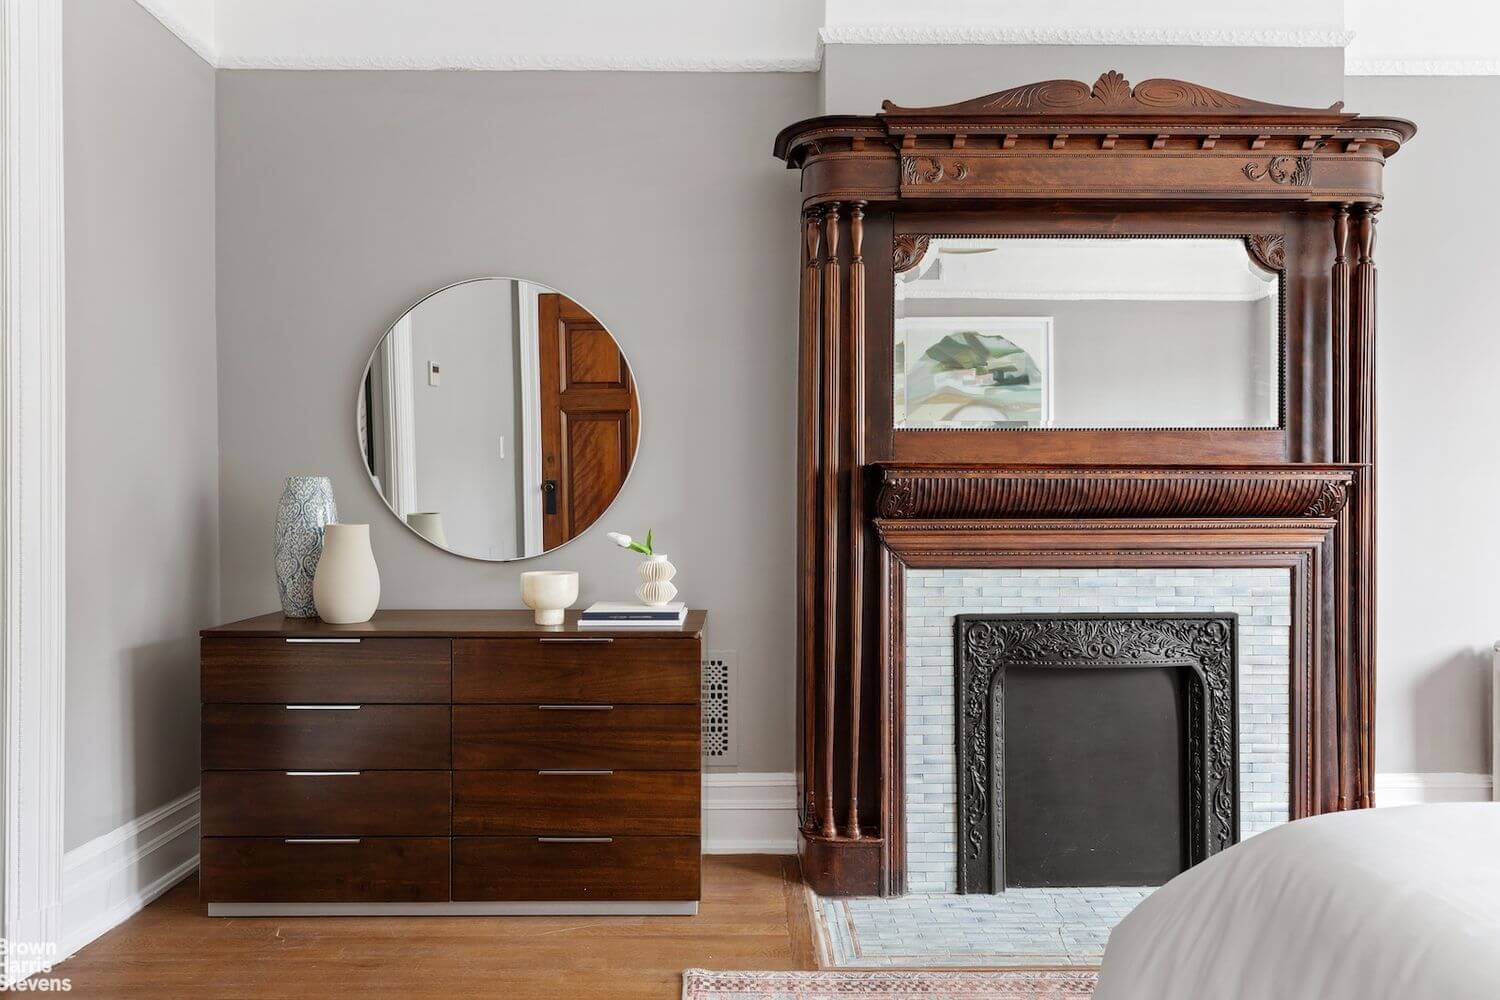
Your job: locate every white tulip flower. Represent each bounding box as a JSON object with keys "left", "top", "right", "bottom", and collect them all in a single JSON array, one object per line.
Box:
[{"left": 608, "top": 532, "right": 633, "bottom": 548}]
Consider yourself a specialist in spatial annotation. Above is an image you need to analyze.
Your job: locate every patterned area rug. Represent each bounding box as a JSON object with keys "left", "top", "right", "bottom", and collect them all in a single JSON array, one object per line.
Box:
[{"left": 681, "top": 969, "right": 1098, "bottom": 999}]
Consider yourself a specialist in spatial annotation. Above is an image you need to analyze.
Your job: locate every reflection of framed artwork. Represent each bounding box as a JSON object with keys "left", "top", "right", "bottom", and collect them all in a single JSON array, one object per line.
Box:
[{"left": 895, "top": 317, "right": 1054, "bottom": 428}]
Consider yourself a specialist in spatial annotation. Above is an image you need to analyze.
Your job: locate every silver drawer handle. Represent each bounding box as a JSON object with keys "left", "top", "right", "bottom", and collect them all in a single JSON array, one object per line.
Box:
[
  {"left": 285, "top": 638, "right": 362, "bottom": 644},
  {"left": 538, "top": 769, "right": 614, "bottom": 776},
  {"left": 285, "top": 771, "right": 361, "bottom": 777},
  {"left": 285, "top": 705, "right": 362, "bottom": 710},
  {"left": 537, "top": 837, "right": 613, "bottom": 844},
  {"left": 284, "top": 838, "right": 361, "bottom": 845},
  {"left": 539, "top": 637, "right": 613, "bottom": 644},
  {"left": 537, "top": 704, "right": 613, "bottom": 711}
]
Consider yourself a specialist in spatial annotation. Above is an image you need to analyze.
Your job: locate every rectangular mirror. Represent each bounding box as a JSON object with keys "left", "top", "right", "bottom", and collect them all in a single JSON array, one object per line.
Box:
[{"left": 893, "top": 236, "right": 1282, "bottom": 430}]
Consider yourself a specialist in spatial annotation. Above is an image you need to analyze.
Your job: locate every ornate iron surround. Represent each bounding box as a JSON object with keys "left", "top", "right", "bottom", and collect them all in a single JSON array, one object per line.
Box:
[{"left": 955, "top": 613, "right": 1240, "bottom": 894}]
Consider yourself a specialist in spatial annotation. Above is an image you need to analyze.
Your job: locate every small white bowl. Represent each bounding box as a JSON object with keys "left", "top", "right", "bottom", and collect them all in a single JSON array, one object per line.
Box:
[{"left": 519, "top": 570, "right": 579, "bottom": 625}]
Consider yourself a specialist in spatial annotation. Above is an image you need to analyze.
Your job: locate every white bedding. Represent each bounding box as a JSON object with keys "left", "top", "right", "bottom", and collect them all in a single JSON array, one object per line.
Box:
[{"left": 1095, "top": 803, "right": 1500, "bottom": 1000}]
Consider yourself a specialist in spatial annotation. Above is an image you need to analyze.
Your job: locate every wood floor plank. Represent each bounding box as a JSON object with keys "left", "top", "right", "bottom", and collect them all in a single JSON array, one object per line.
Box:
[{"left": 49, "top": 855, "right": 814, "bottom": 999}]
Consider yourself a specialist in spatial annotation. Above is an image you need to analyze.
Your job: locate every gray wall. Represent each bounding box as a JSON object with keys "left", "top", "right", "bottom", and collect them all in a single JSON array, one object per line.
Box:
[
  {"left": 1345, "top": 76, "right": 1500, "bottom": 775},
  {"left": 63, "top": 0, "right": 219, "bottom": 849},
  {"left": 215, "top": 71, "right": 816, "bottom": 772}
]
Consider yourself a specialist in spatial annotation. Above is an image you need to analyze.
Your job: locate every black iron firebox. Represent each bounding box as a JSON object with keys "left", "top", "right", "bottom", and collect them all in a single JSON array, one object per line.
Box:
[{"left": 955, "top": 614, "right": 1240, "bottom": 893}]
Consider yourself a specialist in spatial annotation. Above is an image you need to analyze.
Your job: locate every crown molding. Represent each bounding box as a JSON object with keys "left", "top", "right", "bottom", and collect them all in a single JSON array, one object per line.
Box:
[
  {"left": 1345, "top": 58, "right": 1500, "bottom": 76},
  {"left": 819, "top": 24, "right": 1354, "bottom": 47},
  {"left": 133, "top": 0, "right": 216, "bottom": 65},
  {"left": 213, "top": 52, "right": 823, "bottom": 72}
]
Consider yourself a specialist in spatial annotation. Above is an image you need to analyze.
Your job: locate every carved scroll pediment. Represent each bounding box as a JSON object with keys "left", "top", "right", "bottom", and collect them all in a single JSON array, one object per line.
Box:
[{"left": 881, "top": 71, "right": 1349, "bottom": 120}]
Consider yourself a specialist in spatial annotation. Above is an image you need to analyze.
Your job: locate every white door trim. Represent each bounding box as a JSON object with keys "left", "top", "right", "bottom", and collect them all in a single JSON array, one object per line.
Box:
[{"left": 1, "top": 0, "right": 68, "bottom": 985}]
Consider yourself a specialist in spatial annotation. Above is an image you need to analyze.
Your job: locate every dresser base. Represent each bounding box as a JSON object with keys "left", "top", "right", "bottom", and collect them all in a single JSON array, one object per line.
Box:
[{"left": 207, "top": 901, "right": 699, "bottom": 917}]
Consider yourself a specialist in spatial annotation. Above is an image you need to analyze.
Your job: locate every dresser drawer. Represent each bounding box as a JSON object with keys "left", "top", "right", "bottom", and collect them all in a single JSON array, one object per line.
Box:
[
  {"left": 452, "top": 705, "right": 699, "bottom": 770},
  {"left": 201, "top": 771, "right": 451, "bottom": 836},
  {"left": 201, "top": 837, "right": 450, "bottom": 902},
  {"left": 202, "top": 637, "right": 451, "bottom": 703},
  {"left": 453, "top": 638, "right": 698, "bottom": 704},
  {"left": 452, "top": 771, "right": 698, "bottom": 836},
  {"left": 202, "top": 704, "right": 451, "bottom": 770},
  {"left": 451, "top": 836, "right": 699, "bottom": 901}
]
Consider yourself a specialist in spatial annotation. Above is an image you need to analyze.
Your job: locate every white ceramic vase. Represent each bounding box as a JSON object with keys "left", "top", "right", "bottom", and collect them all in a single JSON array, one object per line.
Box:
[
  {"left": 405, "top": 511, "right": 448, "bottom": 548},
  {"left": 520, "top": 570, "right": 579, "bottom": 625},
  {"left": 313, "top": 523, "right": 381, "bottom": 624},
  {"left": 636, "top": 554, "right": 678, "bottom": 606}
]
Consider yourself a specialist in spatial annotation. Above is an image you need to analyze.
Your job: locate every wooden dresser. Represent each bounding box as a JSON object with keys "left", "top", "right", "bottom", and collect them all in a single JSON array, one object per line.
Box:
[{"left": 199, "top": 610, "right": 705, "bottom": 915}]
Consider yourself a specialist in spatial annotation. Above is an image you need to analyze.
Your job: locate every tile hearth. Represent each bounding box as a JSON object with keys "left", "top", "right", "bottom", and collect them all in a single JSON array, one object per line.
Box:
[{"left": 815, "top": 887, "right": 1153, "bottom": 967}]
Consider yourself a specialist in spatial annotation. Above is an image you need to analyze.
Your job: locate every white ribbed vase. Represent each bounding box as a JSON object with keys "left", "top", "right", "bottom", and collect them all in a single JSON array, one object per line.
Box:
[
  {"left": 313, "top": 523, "right": 381, "bottom": 624},
  {"left": 635, "top": 554, "right": 677, "bottom": 606}
]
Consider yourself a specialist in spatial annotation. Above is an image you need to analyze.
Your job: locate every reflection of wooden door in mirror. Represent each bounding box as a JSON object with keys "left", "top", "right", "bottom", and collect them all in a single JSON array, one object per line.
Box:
[{"left": 537, "top": 293, "right": 639, "bottom": 549}]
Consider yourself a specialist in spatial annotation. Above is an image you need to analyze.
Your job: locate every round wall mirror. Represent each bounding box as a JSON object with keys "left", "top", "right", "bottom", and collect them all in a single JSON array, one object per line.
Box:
[{"left": 357, "top": 277, "right": 640, "bottom": 561}]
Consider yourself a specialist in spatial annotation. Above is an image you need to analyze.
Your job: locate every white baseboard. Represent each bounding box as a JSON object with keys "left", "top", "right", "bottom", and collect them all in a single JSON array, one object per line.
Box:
[
  {"left": 1374, "top": 772, "right": 1494, "bottom": 806},
  {"left": 59, "top": 790, "right": 201, "bottom": 960},
  {"left": 702, "top": 772, "right": 799, "bottom": 854}
]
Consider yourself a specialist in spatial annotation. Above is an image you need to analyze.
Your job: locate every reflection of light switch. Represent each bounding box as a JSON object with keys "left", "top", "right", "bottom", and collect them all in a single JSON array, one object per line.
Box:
[{"left": 427, "top": 361, "right": 441, "bottom": 386}]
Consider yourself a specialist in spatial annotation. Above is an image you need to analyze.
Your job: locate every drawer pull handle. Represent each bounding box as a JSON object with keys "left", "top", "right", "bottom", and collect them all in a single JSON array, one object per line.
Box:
[
  {"left": 284, "top": 838, "right": 362, "bottom": 845},
  {"left": 285, "top": 771, "right": 361, "bottom": 777},
  {"left": 537, "top": 837, "right": 613, "bottom": 844},
  {"left": 285, "top": 704, "right": 362, "bottom": 711},
  {"left": 538, "top": 769, "right": 614, "bottom": 776},
  {"left": 538, "top": 637, "right": 614, "bottom": 644},
  {"left": 284, "top": 638, "right": 362, "bottom": 644},
  {"left": 537, "top": 704, "right": 613, "bottom": 711}
]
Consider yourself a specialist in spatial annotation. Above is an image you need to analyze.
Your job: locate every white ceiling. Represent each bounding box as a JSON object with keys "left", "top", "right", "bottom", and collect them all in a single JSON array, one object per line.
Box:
[{"left": 134, "top": 0, "right": 1499, "bottom": 75}]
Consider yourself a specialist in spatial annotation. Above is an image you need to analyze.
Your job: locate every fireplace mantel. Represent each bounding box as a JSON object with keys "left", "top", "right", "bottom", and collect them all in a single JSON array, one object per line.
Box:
[
  {"left": 875, "top": 465, "right": 1354, "bottom": 521},
  {"left": 774, "top": 72, "right": 1410, "bottom": 897}
]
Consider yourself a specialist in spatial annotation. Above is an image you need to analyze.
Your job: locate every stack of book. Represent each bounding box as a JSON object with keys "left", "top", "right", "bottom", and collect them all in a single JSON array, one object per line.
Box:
[{"left": 578, "top": 601, "right": 687, "bottom": 628}]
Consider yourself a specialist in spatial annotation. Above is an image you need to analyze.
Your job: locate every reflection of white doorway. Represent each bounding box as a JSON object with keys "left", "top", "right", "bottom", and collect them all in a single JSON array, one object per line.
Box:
[
  {"left": 1, "top": 0, "right": 67, "bottom": 984},
  {"left": 514, "top": 282, "right": 543, "bottom": 558},
  {"left": 378, "top": 315, "right": 418, "bottom": 517}
]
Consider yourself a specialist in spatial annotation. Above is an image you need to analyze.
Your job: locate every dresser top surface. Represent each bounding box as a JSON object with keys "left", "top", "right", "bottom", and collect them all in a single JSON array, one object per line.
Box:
[{"left": 202, "top": 609, "right": 707, "bottom": 639}]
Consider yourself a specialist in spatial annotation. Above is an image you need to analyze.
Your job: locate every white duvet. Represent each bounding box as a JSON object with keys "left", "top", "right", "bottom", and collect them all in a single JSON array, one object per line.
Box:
[{"left": 1095, "top": 803, "right": 1500, "bottom": 1000}]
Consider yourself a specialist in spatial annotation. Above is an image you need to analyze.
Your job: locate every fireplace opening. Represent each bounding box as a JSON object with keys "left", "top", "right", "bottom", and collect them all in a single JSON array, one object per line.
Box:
[
  {"left": 1005, "top": 665, "right": 1189, "bottom": 887},
  {"left": 956, "top": 613, "right": 1239, "bottom": 894}
]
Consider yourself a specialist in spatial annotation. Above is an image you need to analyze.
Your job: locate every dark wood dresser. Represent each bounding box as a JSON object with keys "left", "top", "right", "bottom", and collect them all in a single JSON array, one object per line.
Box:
[{"left": 199, "top": 610, "right": 705, "bottom": 915}]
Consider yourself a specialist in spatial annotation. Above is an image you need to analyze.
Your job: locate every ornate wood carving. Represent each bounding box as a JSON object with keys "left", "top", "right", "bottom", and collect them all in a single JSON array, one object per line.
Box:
[
  {"left": 1245, "top": 233, "right": 1286, "bottom": 271},
  {"left": 956, "top": 614, "right": 1238, "bottom": 894},
  {"left": 776, "top": 77, "right": 1408, "bottom": 896},
  {"left": 774, "top": 73, "right": 1413, "bottom": 209},
  {"left": 874, "top": 467, "right": 1354, "bottom": 521},
  {"left": 881, "top": 72, "right": 1346, "bottom": 119},
  {"left": 1243, "top": 156, "right": 1313, "bottom": 186},
  {"left": 891, "top": 234, "right": 929, "bottom": 273}
]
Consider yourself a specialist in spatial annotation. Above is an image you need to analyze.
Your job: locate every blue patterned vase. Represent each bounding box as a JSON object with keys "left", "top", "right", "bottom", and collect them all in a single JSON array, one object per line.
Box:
[{"left": 274, "top": 475, "right": 337, "bottom": 617}]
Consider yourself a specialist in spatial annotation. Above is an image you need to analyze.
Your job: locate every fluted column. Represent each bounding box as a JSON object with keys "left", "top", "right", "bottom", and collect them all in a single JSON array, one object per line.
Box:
[
  {"left": 1349, "top": 204, "right": 1379, "bottom": 808},
  {"left": 845, "top": 202, "right": 866, "bottom": 839},
  {"left": 798, "top": 209, "right": 822, "bottom": 828},
  {"left": 819, "top": 203, "right": 843, "bottom": 839}
]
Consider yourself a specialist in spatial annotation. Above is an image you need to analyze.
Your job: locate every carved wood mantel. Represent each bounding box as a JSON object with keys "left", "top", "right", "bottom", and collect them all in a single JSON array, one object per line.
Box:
[{"left": 774, "top": 73, "right": 1412, "bottom": 897}]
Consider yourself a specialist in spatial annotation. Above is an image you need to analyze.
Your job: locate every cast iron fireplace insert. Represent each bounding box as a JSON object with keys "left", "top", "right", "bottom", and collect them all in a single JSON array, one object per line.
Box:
[{"left": 955, "top": 613, "right": 1240, "bottom": 893}]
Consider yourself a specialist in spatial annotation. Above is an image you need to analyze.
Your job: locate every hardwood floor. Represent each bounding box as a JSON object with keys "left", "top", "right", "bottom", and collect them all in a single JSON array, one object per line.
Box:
[{"left": 52, "top": 855, "right": 817, "bottom": 999}]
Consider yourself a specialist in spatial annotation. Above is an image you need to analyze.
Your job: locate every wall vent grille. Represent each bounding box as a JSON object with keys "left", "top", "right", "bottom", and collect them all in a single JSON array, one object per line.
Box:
[{"left": 702, "top": 650, "right": 736, "bottom": 764}]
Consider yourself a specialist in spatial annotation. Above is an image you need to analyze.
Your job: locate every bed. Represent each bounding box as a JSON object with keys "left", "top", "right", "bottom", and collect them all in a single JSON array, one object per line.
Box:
[{"left": 1095, "top": 803, "right": 1500, "bottom": 1000}]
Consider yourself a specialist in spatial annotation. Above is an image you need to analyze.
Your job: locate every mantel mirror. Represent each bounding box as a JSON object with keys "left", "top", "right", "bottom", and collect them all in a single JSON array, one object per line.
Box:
[
  {"left": 893, "top": 236, "right": 1282, "bottom": 430},
  {"left": 357, "top": 277, "right": 640, "bottom": 561}
]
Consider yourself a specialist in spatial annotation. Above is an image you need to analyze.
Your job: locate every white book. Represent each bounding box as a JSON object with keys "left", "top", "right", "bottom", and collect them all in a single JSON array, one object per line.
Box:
[{"left": 580, "top": 601, "right": 686, "bottom": 621}]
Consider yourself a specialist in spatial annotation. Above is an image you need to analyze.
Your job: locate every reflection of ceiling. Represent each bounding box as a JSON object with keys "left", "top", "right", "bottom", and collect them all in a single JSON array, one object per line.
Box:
[
  {"left": 134, "top": 0, "right": 1493, "bottom": 76},
  {"left": 899, "top": 239, "right": 1277, "bottom": 302}
]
